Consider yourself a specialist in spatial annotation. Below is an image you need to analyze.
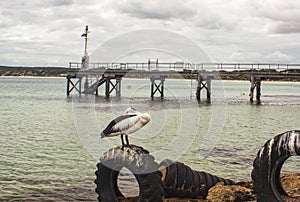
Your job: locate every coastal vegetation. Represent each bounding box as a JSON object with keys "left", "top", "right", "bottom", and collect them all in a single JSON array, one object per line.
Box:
[{"left": 0, "top": 66, "right": 69, "bottom": 77}]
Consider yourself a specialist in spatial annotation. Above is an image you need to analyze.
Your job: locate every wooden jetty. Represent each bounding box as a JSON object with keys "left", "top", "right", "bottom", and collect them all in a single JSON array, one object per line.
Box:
[{"left": 66, "top": 62, "right": 300, "bottom": 102}]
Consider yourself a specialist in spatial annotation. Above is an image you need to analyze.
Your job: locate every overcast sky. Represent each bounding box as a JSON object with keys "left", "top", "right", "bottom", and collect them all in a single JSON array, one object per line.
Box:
[{"left": 1, "top": 0, "right": 300, "bottom": 66}]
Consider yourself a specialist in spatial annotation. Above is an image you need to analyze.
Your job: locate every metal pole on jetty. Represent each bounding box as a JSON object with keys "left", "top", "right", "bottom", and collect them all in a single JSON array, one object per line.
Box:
[{"left": 81, "top": 25, "right": 89, "bottom": 69}]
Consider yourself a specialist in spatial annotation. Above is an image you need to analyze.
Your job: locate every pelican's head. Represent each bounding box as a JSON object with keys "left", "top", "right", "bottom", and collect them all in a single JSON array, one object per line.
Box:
[{"left": 125, "top": 107, "right": 137, "bottom": 114}]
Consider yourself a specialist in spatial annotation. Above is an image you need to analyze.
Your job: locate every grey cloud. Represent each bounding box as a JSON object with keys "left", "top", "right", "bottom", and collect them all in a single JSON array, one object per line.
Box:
[
  {"left": 190, "top": 1, "right": 240, "bottom": 31},
  {"left": 0, "top": 7, "right": 50, "bottom": 26},
  {"left": 266, "top": 51, "right": 292, "bottom": 62},
  {"left": 91, "top": 29, "right": 211, "bottom": 63},
  {"left": 256, "top": 1, "right": 300, "bottom": 22},
  {"left": 194, "top": 16, "right": 229, "bottom": 30},
  {"left": 254, "top": 0, "right": 300, "bottom": 34},
  {"left": 1, "top": 0, "right": 300, "bottom": 65},
  {"left": 116, "top": 0, "right": 197, "bottom": 20},
  {"left": 50, "top": 0, "right": 74, "bottom": 7},
  {"left": 267, "top": 22, "right": 300, "bottom": 34},
  {"left": 1, "top": 0, "right": 74, "bottom": 8}
]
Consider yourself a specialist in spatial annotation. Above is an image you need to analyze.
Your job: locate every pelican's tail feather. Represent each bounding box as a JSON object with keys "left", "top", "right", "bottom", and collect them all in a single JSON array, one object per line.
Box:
[{"left": 100, "top": 132, "right": 105, "bottom": 139}]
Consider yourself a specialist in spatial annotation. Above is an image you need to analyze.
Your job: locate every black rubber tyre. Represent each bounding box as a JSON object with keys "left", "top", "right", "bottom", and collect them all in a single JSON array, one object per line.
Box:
[
  {"left": 159, "top": 159, "right": 177, "bottom": 188},
  {"left": 95, "top": 145, "right": 164, "bottom": 202},
  {"left": 160, "top": 159, "right": 235, "bottom": 199},
  {"left": 252, "top": 130, "right": 300, "bottom": 202}
]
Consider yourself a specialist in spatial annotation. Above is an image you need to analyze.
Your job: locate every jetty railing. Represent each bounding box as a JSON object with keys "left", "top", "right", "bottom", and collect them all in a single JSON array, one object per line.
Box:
[
  {"left": 69, "top": 62, "right": 300, "bottom": 71},
  {"left": 67, "top": 61, "right": 300, "bottom": 102}
]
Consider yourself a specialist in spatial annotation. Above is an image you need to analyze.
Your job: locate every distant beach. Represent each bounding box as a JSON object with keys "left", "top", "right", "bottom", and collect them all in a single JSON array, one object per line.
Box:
[{"left": 1, "top": 66, "right": 300, "bottom": 81}]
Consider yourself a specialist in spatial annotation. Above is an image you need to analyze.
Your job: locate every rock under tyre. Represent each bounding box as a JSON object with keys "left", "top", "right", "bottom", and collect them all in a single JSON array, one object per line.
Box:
[
  {"left": 94, "top": 145, "right": 164, "bottom": 202},
  {"left": 252, "top": 130, "right": 300, "bottom": 202}
]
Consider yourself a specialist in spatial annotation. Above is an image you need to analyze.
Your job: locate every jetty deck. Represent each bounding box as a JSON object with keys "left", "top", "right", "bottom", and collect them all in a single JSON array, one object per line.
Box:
[{"left": 66, "top": 62, "right": 300, "bottom": 102}]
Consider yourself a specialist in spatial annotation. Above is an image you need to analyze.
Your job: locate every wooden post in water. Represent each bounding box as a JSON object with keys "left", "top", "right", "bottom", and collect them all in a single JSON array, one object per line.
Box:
[
  {"left": 256, "top": 80, "right": 261, "bottom": 101},
  {"left": 66, "top": 76, "right": 70, "bottom": 96},
  {"left": 115, "top": 77, "right": 122, "bottom": 97},
  {"left": 249, "top": 76, "right": 261, "bottom": 102},
  {"left": 105, "top": 77, "right": 110, "bottom": 98},
  {"left": 249, "top": 76, "right": 255, "bottom": 102},
  {"left": 84, "top": 76, "right": 89, "bottom": 92},
  {"left": 196, "top": 74, "right": 202, "bottom": 100},
  {"left": 161, "top": 79, "right": 164, "bottom": 98},
  {"left": 150, "top": 78, "right": 154, "bottom": 98},
  {"left": 78, "top": 77, "right": 82, "bottom": 95},
  {"left": 196, "top": 73, "right": 211, "bottom": 101},
  {"left": 95, "top": 86, "right": 99, "bottom": 96},
  {"left": 206, "top": 78, "right": 211, "bottom": 101}
]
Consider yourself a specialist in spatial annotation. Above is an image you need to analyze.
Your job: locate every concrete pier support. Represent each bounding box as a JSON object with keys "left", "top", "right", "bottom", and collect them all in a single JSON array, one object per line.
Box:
[
  {"left": 249, "top": 76, "right": 261, "bottom": 102},
  {"left": 196, "top": 74, "right": 212, "bottom": 101},
  {"left": 150, "top": 76, "right": 166, "bottom": 98}
]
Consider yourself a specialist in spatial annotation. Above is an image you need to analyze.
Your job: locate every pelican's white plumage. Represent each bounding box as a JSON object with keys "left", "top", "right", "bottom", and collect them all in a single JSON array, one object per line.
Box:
[{"left": 100, "top": 107, "right": 151, "bottom": 146}]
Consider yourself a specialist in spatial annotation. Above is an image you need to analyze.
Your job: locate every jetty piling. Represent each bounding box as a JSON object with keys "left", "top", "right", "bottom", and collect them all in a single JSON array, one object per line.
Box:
[
  {"left": 94, "top": 75, "right": 122, "bottom": 97},
  {"left": 67, "top": 75, "right": 82, "bottom": 95},
  {"left": 249, "top": 76, "right": 262, "bottom": 102},
  {"left": 196, "top": 74, "right": 212, "bottom": 101},
  {"left": 150, "top": 75, "right": 166, "bottom": 98},
  {"left": 105, "top": 76, "right": 122, "bottom": 97}
]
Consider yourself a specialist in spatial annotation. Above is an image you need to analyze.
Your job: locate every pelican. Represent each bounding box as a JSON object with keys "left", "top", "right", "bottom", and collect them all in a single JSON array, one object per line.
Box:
[{"left": 100, "top": 107, "right": 151, "bottom": 147}]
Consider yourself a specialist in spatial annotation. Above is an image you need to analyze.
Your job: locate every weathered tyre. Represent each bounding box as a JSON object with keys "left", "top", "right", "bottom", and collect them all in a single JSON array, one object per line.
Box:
[
  {"left": 159, "top": 159, "right": 235, "bottom": 199},
  {"left": 95, "top": 145, "right": 164, "bottom": 202},
  {"left": 252, "top": 130, "right": 300, "bottom": 201}
]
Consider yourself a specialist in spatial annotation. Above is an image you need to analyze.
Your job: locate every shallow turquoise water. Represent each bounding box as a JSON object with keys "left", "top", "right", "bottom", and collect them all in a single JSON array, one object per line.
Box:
[{"left": 0, "top": 77, "right": 299, "bottom": 199}]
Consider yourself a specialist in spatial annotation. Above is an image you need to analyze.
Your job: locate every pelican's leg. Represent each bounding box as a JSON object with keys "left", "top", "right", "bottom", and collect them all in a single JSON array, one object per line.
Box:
[
  {"left": 120, "top": 134, "right": 125, "bottom": 148},
  {"left": 125, "top": 135, "right": 130, "bottom": 147}
]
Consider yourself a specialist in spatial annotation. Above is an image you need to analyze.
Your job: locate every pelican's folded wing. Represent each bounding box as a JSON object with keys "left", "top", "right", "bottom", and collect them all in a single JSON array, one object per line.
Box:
[
  {"left": 102, "top": 114, "right": 137, "bottom": 137},
  {"left": 112, "top": 114, "right": 139, "bottom": 132}
]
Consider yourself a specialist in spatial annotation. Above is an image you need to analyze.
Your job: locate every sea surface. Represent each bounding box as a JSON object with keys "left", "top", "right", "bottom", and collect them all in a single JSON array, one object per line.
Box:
[{"left": 0, "top": 76, "right": 300, "bottom": 200}]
